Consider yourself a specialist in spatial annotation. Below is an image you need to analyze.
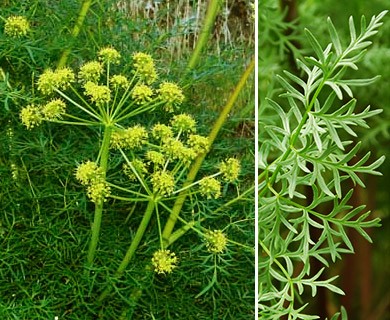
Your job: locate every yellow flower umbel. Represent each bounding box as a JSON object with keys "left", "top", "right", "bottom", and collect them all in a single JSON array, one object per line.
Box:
[
  {"left": 37, "top": 68, "right": 75, "bottom": 95},
  {"left": 4, "top": 16, "right": 30, "bottom": 38},
  {"left": 188, "top": 134, "right": 210, "bottom": 155},
  {"left": 132, "top": 52, "right": 157, "bottom": 84},
  {"left": 151, "top": 124, "right": 173, "bottom": 141},
  {"left": 204, "top": 230, "right": 227, "bottom": 254},
  {"left": 145, "top": 151, "right": 165, "bottom": 167},
  {"left": 98, "top": 47, "right": 121, "bottom": 64},
  {"left": 151, "top": 170, "right": 175, "bottom": 196},
  {"left": 75, "top": 161, "right": 109, "bottom": 203},
  {"left": 87, "top": 179, "right": 111, "bottom": 204},
  {"left": 20, "top": 105, "right": 42, "bottom": 129},
  {"left": 151, "top": 249, "right": 178, "bottom": 274},
  {"left": 75, "top": 161, "right": 103, "bottom": 185},
  {"left": 83, "top": 82, "right": 111, "bottom": 106},
  {"left": 78, "top": 61, "right": 103, "bottom": 83},
  {"left": 170, "top": 114, "right": 196, "bottom": 133},
  {"left": 131, "top": 84, "right": 154, "bottom": 104},
  {"left": 199, "top": 177, "right": 221, "bottom": 199},
  {"left": 41, "top": 99, "right": 66, "bottom": 120},
  {"left": 219, "top": 158, "right": 241, "bottom": 183},
  {"left": 157, "top": 82, "right": 185, "bottom": 112},
  {"left": 111, "top": 125, "right": 148, "bottom": 150},
  {"left": 110, "top": 75, "right": 129, "bottom": 89},
  {"left": 161, "top": 139, "right": 196, "bottom": 165}
]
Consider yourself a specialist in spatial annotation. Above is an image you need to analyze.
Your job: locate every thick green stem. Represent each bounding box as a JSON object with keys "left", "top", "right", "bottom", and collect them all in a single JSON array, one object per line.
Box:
[
  {"left": 57, "top": 0, "right": 93, "bottom": 68},
  {"left": 98, "top": 199, "right": 156, "bottom": 302},
  {"left": 162, "top": 57, "right": 255, "bottom": 244},
  {"left": 86, "top": 125, "right": 113, "bottom": 267},
  {"left": 186, "top": 0, "right": 222, "bottom": 72}
]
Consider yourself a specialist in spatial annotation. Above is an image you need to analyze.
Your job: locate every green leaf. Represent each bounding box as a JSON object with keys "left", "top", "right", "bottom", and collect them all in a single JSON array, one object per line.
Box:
[
  {"left": 327, "top": 17, "right": 342, "bottom": 56},
  {"left": 305, "top": 28, "right": 325, "bottom": 63}
]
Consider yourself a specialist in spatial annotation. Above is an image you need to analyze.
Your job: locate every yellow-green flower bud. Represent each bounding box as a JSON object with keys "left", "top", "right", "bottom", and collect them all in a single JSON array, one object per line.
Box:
[
  {"left": 187, "top": 134, "right": 210, "bottom": 155},
  {"left": 98, "top": 47, "right": 121, "bottom": 64},
  {"left": 204, "top": 230, "right": 227, "bottom": 254},
  {"left": 199, "top": 177, "right": 221, "bottom": 199},
  {"left": 75, "top": 161, "right": 103, "bottom": 185},
  {"left": 110, "top": 75, "right": 129, "bottom": 89},
  {"left": 151, "top": 124, "right": 173, "bottom": 141},
  {"left": 83, "top": 81, "right": 111, "bottom": 106},
  {"left": 111, "top": 125, "right": 148, "bottom": 150},
  {"left": 219, "top": 158, "right": 240, "bottom": 182},
  {"left": 41, "top": 99, "right": 66, "bottom": 120},
  {"left": 78, "top": 61, "right": 103, "bottom": 83},
  {"left": 170, "top": 114, "right": 196, "bottom": 132},
  {"left": 151, "top": 170, "right": 175, "bottom": 196},
  {"left": 4, "top": 16, "right": 30, "bottom": 38},
  {"left": 131, "top": 84, "right": 154, "bottom": 104},
  {"left": 37, "top": 68, "right": 75, "bottom": 95},
  {"left": 87, "top": 179, "right": 110, "bottom": 204},
  {"left": 157, "top": 82, "right": 185, "bottom": 112},
  {"left": 145, "top": 151, "right": 165, "bottom": 167},
  {"left": 20, "top": 105, "right": 42, "bottom": 129},
  {"left": 132, "top": 52, "right": 157, "bottom": 84},
  {"left": 151, "top": 249, "right": 178, "bottom": 274}
]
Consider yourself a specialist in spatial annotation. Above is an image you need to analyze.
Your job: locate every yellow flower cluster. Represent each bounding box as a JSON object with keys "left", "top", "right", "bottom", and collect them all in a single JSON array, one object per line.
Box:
[
  {"left": 199, "top": 177, "right": 221, "bottom": 199},
  {"left": 151, "top": 249, "right": 178, "bottom": 274},
  {"left": 111, "top": 125, "right": 148, "bottom": 150},
  {"left": 161, "top": 138, "right": 196, "bottom": 166},
  {"left": 4, "top": 16, "right": 30, "bottom": 38},
  {"left": 219, "top": 158, "right": 241, "bottom": 182},
  {"left": 75, "top": 161, "right": 110, "bottom": 203},
  {"left": 78, "top": 61, "right": 103, "bottom": 83},
  {"left": 131, "top": 84, "right": 154, "bottom": 104},
  {"left": 204, "top": 230, "right": 227, "bottom": 254},
  {"left": 41, "top": 99, "right": 66, "bottom": 121},
  {"left": 20, "top": 105, "right": 42, "bottom": 129},
  {"left": 151, "top": 170, "right": 175, "bottom": 196},
  {"left": 151, "top": 124, "right": 173, "bottom": 141},
  {"left": 110, "top": 75, "right": 129, "bottom": 89},
  {"left": 83, "top": 81, "right": 111, "bottom": 106},
  {"left": 132, "top": 52, "right": 157, "bottom": 84},
  {"left": 157, "top": 82, "right": 185, "bottom": 112},
  {"left": 170, "top": 114, "right": 196, "bottom": 132},
  {"left": 188, "top": 134, "right": 210, "bottom": 155},
  {"left": 145, "top": 151, "right": 165, "bottom": 167},
  {"left": 37, "top": 68, "right": 75, "bottom": 95},
  {"left": 98, "top": 47, "right": 121, "bottom": 64}
]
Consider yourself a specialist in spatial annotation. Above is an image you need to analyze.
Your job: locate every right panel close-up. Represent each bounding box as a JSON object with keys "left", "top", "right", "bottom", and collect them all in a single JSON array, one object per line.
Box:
[{"left": 258, "top": 0, "right": 390, "bottom": 319}]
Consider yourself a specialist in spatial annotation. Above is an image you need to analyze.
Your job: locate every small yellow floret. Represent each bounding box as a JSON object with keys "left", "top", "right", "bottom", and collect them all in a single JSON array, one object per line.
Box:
[
  {"left": 78, "top": 61, "right": 103, "bottom": 83},
  {"left": 4, "top": 16, "right": 30, "bottom": 38},
  {"left": 83, "top": 81, "right": 111, "bottom": 105},
  {"left": 204, "top": 230, "right": 228, "bottom": 254},
  {"left": 110, "top": 75, "right": 129, "bottom": 89},
  {"left": 157, "top": 82, "right": 185, "bottom": 112},
  {"left": 199, "top": 177, "right": 221, "bottom": 199},
  {"left": 131, "top": 84, "right": 154, "bottom": 104},
  {"left": 151, "top": 170, "right": 175, "bottom": 196},
  {"left": 98, "top": 47, "right": 121, "bottom": 64},
  {"left": 132, "top": 52, "right": 157, "bottom": 84},
  {"left": 41, "top": 99, "right": 66, "bottom": 120},
  {"left": 170, "top": 114, "right": 196, "bottom": 132},
  {"left": 151, "top": 249, "right": 178, "bottom": 274},
  {"left": 110, "top": 125, "right": 148, "bottom": 150},
  {"left": 20, "top": 105, "right": 42, "bottom": 129},
  {"left": 219, "top": 158, "right": 240, "bottom": 182}
]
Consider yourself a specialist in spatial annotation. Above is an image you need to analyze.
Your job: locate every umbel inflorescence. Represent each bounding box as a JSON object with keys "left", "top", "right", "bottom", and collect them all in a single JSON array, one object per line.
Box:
[{"left": 20, "top": 46, "right": 241, "bottom": 275}]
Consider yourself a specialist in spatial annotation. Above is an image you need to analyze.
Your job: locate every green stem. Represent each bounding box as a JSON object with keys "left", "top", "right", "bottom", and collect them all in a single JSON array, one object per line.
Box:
[
  {"left": 98, "top": 199, "right": 156, "bottom": 302},
  {"left": 86, "top": 125, "right": 113, "bottom": 267},
  {"left": 186, "top": 0, "right": 222, "bottom": 72},
  {"left": 162, "top": 57, "right": 255, "bottom": 244},
  {"left": 57, "top": 0, "right": 93, "bottom": 68}
]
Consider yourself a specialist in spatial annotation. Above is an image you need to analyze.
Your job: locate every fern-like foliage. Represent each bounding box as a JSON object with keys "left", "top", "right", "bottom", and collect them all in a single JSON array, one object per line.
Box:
[{"left": 259, "top": 11, "right": 388, "bottom": 319}]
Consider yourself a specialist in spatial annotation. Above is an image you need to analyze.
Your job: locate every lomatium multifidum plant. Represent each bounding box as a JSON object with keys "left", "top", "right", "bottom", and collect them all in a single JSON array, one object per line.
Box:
[
  {"left": 20, "top": 46, "right": 242, "bottom": 301},
  {"left": 259, "top": 11, "right": 387, "bottom": 319}
]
